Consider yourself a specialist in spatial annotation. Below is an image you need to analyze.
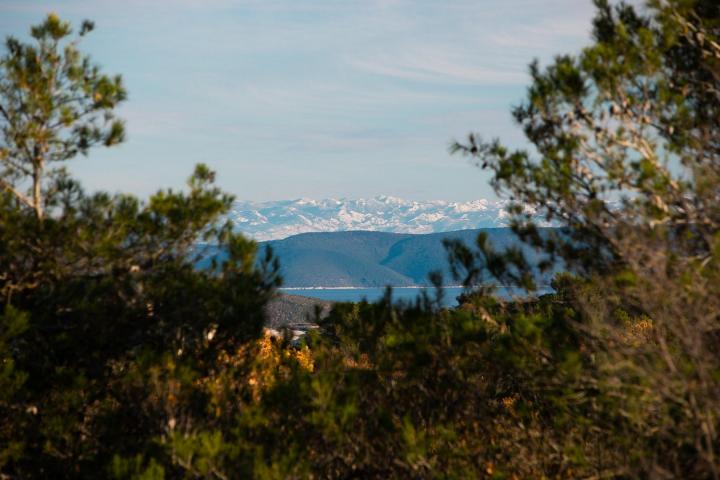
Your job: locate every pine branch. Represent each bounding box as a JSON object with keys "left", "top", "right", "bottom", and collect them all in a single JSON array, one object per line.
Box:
[{"left": 0, "top": 178, "right": 34, "bottom": 210}]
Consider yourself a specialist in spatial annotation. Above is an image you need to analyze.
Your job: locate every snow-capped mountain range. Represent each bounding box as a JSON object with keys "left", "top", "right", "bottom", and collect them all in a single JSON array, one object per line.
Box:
[{"left": 228, "top": 196, "right": 535, "bottom": 241}]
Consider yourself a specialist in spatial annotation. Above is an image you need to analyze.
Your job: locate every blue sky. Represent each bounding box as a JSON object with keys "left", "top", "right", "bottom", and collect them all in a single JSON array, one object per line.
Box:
[{"left": 1, "top": 0, "right": 603, "bottom": 201}]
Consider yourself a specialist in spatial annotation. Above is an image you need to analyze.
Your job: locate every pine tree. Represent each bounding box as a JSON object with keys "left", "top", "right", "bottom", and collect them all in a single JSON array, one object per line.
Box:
[{"left": 0, "top": 13, "right": 125, "bottom": 220}]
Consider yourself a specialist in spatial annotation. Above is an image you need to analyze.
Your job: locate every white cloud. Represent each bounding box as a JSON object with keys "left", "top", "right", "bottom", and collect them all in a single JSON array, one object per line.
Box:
[{"left": 348, "top": 49, "right": 527, "bottom": 85}]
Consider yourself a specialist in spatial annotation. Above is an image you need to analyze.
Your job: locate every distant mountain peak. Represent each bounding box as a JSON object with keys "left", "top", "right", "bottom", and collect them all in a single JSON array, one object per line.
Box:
[{"left": 228, "top": 196, "right": 534, "bottom": 241}]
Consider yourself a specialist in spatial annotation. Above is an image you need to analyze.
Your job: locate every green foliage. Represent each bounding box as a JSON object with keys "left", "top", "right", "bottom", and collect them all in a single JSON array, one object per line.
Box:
[
  {"left": 111, "top": 455, "right": 166, "bottom": 480},
  {"left": 0, "top": 13, "right": 126, "bottom": 219},
  {"left": 0, "top": 19, "right": 280, "bottom": 473},
  {"left": 447, "top": 0, "right": 720, "bottom": 476},
  {"left": 0, "top": 159, "right": 280, "bottom": 477},
  {"left": 0, "top": 306, "right": 29, "bottom": 471},
  {"left": 2, "top": 3, "right": 720, "bottom": 479}
]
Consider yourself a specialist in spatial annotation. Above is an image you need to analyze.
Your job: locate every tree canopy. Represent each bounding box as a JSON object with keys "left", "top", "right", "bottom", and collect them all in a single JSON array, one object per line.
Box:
[{"left": 0, "top": 13, "right": 125, "bottom": 219}]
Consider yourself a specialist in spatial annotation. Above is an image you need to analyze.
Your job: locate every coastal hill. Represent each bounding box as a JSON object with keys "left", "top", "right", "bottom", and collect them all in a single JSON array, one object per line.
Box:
[
  {"left": 264, "top": 293, "right": 333, "bottom": 330},
  {"left": 258, "top": 228, "right": 556, "bottom": 288}
]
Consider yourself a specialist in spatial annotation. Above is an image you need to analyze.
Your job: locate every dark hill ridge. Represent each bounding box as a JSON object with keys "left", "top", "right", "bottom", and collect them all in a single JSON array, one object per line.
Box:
[
  {"left": 262, "top": 230, "right": 414, "bottom": 287},
  {"left": 265, "top": 294, "right": 333, "bottom": 330},
  {"left": 258, "top": 228, "right": 557, "bottom": 288}
]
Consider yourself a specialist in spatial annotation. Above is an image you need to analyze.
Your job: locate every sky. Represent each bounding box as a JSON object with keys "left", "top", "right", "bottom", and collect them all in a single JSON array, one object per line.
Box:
[{"left": 1, "top": 0, "right": 607, "bottom": 202}]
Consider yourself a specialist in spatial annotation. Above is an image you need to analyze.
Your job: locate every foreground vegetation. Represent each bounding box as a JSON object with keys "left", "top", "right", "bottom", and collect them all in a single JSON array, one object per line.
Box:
[{"left": 1, "top": 1, "right": 719, "bottom": 478}]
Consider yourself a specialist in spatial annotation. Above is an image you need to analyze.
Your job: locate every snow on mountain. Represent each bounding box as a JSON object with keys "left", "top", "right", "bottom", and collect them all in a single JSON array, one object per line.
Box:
[{"left": 228, "top": 196, "right": 536, "bottom": 241}]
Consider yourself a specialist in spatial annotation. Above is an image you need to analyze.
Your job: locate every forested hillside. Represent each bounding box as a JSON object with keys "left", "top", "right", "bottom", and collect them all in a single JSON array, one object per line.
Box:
[
  {"left": 259, "top": 228, "right": 559, "bottom": 287},
  {"left": 264, "top": 294, "right": 333, "bottom": 330},
  {"left": 199, "top": 228, "right": 561, "bottom": 287}
]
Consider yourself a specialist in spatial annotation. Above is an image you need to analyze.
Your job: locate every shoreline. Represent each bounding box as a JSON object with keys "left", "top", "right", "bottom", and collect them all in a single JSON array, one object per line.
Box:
[
  {"left": 279, "top": 286, "right": 463, "bottom": 290},
  {"left": 279, "top": 285, "right": 552, "bottom": 291}
]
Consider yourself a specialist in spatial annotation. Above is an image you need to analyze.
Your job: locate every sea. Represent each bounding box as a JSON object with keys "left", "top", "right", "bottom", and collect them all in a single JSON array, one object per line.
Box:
[{"left": 278, "top": 286, "right": 553, "bottom": 307}]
